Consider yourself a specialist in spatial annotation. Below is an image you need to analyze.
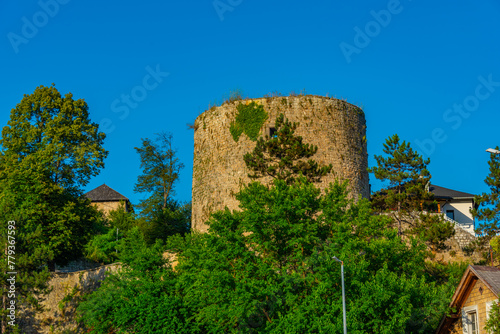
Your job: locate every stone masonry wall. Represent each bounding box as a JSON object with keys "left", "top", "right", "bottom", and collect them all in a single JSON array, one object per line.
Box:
[
  {"left": 453, "top": 225, "right": 476, "bottom": 249},
  {"left": 192, "top": 95, "right": 369, "bottom": 232},
  {"left": 19, "top": 264, "right": 120, "bottom": 334},
  {"left": 91, "top": 200, "right": 122, "bottom": 217}
]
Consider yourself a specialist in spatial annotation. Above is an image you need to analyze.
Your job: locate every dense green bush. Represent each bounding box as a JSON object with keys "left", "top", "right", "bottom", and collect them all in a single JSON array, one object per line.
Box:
[{"left": 78, "top": 178, "right": 459, "bottom": 333}]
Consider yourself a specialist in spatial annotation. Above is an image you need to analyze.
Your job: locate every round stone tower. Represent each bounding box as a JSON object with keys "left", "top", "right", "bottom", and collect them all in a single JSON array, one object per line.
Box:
[{"left": 192, "top": 95, "right": 369, "bottom": 232}]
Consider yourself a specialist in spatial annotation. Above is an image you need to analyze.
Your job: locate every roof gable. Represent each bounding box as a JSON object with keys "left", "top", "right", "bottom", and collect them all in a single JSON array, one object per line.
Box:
[
  {"left": 450, "top": 265, "right": 500, "bottom": 309},
  {"left": 85, "top": 184, "right": 129, "bottom": 202}
]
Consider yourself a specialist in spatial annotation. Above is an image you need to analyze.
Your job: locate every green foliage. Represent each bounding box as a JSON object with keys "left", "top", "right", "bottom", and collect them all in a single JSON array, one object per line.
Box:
[
  {"left": 84, "top": 228, "right": 121, "bottom": 264},
  {"left": 84, "top": 203, "right": 138, "bottom": 264},
  {"left": 106, "top": 201, "right": 136, "bottom": 232},
  {"left": 134, "top": 132, "right": 189, "bottom": 243},
  {"left": 229, "top": 101, "right": 268, "bottom": 142},
  {"left": 137, "top": 199, "right": 191, "bottom": 245},
  {"left": 472, "top": 146, "right": 500, "bottom": 238},
  {"left": 134, "top": 132, "right": 184, "bottom": 211},
  {"left": 412, "top": 214, "right": 455, "bottom": 251},
  {"left": 78, "top": 230, "right": 196, "bottom": 334},
  {"left": 1, "top": 84, "right": 107, "bottom": 191},
  {"left": 491, "top": 236, "right": 500, "bottom": 255},
  {"left": 369, "top": 134, "right": 434, "bottom": 237},
  {"left": 486, "top": 301, "right": 500, "bottom": 333},
  {"left": 79, "top": 178, "right": 457, "bottom": 333},
  {"left": 243, "top": 113, "right": 332, "bottom": 184},
  {"left": 0, "top": 85, "right": 107, "bottom": 327}
]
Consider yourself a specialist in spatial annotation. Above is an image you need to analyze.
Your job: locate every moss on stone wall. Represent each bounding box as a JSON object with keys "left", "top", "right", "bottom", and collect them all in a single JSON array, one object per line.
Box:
[{"left": 229, "top": 101, "right": 268, "bottom": 142}]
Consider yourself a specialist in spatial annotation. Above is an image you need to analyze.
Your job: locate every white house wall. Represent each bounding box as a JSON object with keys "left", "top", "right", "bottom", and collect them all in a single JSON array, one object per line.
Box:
[{"left": 442, "top": 200, "right": 475, "bottom": 235}]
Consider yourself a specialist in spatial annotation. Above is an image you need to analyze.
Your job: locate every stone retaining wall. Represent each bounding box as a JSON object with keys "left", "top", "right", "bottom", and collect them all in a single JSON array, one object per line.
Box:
[{"left": 19, "top": 263, "right": 120, "bottom": 334}]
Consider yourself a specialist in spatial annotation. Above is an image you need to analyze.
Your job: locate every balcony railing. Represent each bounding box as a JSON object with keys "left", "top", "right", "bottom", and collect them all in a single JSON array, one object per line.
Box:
[{"left": 442, "top": 214, "right": 475, "bottom": 237}]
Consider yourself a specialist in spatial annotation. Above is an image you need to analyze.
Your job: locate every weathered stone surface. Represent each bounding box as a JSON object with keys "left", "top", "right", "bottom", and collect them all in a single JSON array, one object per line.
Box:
[
  {"left": 19, "top": 264, "right": 120, "bottom": 334},
  {"left": 192, "top": 95, "right": 369, "bottom": 232}
]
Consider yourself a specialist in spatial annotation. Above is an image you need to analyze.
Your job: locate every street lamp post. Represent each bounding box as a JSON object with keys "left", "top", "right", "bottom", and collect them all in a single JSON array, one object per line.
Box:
[{"left": 333, "top": 256, "right": 347, "bottom": 334}]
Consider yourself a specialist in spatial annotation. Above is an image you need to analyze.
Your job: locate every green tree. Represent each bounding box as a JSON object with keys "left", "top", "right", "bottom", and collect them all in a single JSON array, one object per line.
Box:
[
  {"left": 472, "top": 147, "right": 500, "bottom": 237},
  {"left": 413, "top": 213, "right": 455, "bottom": 252},
  {"left": 84, "top": 202, "right": 137, "bottom": 264},
  {"left": 0, "top": 84, "right": 107, "bottom": 331},
  {"left": 106, "top": 201, "right": 137, "bottom": 232},
  {"left": 137, "top": 200, "right": 191, "bottom": 245},
  {"left": 79, "top": 178, "right": 456, "bottom": 333},
  {"left": 486, "top": 301, "right": 500, "bottom": 333},
  {"left": 78, "top": 229, "right": 197, "bottom": 333},
  {"left": 369, "top": 134, "right": 454, "bottom": 249},
  {"left": 1, "top": 84, "right": 107, "bottom": 192},
  {"left": 134, "top": 132, "right": 190, "bottom": 242},
  {"left": 243, "top": 113, "right": 332, "bottom": 184},
  {"left": 135, "top": 132, "right": 184, "bottom": 212}
]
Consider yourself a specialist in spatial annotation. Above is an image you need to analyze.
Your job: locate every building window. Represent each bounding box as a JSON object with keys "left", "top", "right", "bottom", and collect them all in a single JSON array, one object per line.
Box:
[
  {"left": 268, "top": 127, "right": 277, "bottom": 138},
  {"left": 462, "top": 305, "right": 479, "bottom": 334},
  {"left": 467, "top": 311, "right": 478, "bottom": 334},
  {"left": 446, "top": 210, "right": 455, "bottom": 220}
]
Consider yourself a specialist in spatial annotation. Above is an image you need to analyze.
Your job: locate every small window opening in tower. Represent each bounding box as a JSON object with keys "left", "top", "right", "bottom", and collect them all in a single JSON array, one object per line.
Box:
[{"left": 269, "top": 127, "right": 277, "bottom": 138}]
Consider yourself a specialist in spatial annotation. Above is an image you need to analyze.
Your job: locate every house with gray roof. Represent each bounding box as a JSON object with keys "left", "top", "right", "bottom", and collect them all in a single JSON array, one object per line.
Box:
[
  {"left": 85, "top": 184, "right": 131, "bottom": 216},
  {"left": 429, "top": 184, "right": 477, "bottom": 236}
]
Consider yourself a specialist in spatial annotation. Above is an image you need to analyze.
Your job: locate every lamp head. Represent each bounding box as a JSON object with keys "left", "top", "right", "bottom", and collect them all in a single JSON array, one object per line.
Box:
[{"left": 486, "top": 148, "right": 500, "bottom": 154}]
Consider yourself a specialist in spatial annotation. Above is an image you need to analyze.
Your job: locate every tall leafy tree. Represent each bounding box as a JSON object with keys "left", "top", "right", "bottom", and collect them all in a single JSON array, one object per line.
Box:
[
  {"left": 134, "top": 132, "right": 190, "bottom": 242},
  {"left": 243, "top": 113, "right": 332, "bottom": 184},
  {"left": 0, "top": 85, "right": 107, "bottom": 332},
  {"left": 135, "top": 132, "right": 184, "bottom": 212},
  {"left": 1, "top": 84, "right": 107, "bottom": 192},
  {"left": 368, "top": 134, "right": 452, "bottom": 244}
]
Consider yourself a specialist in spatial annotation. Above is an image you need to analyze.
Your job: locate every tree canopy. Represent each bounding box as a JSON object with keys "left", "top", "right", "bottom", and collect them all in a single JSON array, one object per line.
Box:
[
  {"left": 134, "top": 132, "right": 184, "bottom": 211},
  {"left": 0, "top": 84, "right": 107, "bottom": 331},
  {"left": 78, "top": 178, "right": 458, "bottom": 333},
  {"left": 1, "top": 84, "right": 107, "bottom": 191}
]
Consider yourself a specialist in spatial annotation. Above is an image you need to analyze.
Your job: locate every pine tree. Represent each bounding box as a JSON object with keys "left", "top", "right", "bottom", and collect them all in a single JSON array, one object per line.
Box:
[
  {"left": 369, "top": 134, "right": 454, "bottom": 248},
  {"left": 243, "top": 113, "right": 332, "bottom": 184},
  {"left": 472, "top": 147, "right": 500, "bottom": 237}
]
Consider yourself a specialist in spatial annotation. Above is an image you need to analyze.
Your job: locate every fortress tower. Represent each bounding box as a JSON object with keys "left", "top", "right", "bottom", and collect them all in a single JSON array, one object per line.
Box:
[{"left": 192, "top": 95, "right": 369, "bottom": 232}]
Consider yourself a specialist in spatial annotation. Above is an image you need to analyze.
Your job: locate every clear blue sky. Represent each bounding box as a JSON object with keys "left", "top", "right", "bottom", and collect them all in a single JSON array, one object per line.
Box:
[{"left": 1, "top": 0, "right": 499, "bottom": 208}]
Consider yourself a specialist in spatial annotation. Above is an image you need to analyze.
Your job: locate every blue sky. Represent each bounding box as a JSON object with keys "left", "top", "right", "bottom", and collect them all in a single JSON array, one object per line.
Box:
[{"left": 1, "top": 0, "right": 499, "bottom": 208}]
